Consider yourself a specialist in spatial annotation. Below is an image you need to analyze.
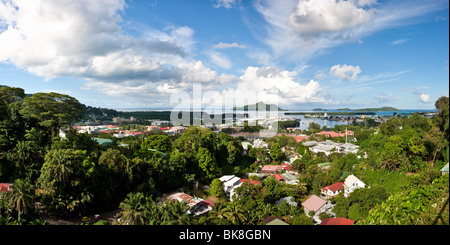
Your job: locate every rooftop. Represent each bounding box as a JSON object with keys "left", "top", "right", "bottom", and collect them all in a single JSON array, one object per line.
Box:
[
  {"left": 320, "top": 217, "right": 354, "bottom": 225},
  {"left": 321, "top": 182, "right": 344, "bottom": 192},
  {"left": 301, "top": 195, "right": 327, "bottom": 212}
]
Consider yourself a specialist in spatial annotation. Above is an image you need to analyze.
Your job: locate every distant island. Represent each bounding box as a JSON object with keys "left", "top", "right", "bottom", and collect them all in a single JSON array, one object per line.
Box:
[
  {"left": 313, "top": 108, "right": 327, "bottom": 111},
  {"left": 233, "top": 102, "right": 287, "bottom": 111},
  {"left": 337, "top": 108, "right": 352, "bottom": 111},
  {"left": 354, "top": 106, "right": 400, "bottom": 112}
]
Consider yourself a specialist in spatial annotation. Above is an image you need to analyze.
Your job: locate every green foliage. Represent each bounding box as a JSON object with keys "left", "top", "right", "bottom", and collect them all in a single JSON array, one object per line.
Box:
[
  {"left": 197, "top": 147, "right": 219, "bottom": 183},
  {"left": 360, "top": 174, "right": 449, "bottom": 225},
  {"left": 19, "top": 92, "right": 83, "bottom": 136},
  {"left": 308, "top": 122, "right": 321, "bottom": 131},
  {"left": 269, "top": 143, "right": 283, "bottom": 162},
  {"left": 37, "top": 149, "right": 96, "bottom": 216},
  {"left": 364, "top": 169, "right": 409, "bottom": 195},
  {"left": 1, "top": 85, "right": 449, "bottom": 225},
  {"left": 290, "top": 213, "right": 314, "bottom": 225},
  {"left": 141, "top": 135, "right": 172, "bottom": 153},
  {"left": 210, "top": 178, "right": 226, "bottom": 199},
  {"left": 332, "top": 186, "right": 389, "bottom": 221}
]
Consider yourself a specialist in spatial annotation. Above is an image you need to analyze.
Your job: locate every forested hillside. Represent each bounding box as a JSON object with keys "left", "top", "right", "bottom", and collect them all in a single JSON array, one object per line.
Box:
[{"left": 0, "top": 85, "right": 448, "bottom": 225}]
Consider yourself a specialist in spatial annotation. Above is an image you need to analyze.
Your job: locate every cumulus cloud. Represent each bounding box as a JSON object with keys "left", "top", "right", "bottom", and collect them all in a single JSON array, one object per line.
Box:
[
  {"left": 213, "top": 42, "right": 247, "bottom": 49},
  {"left": 288, "top": 0, "right": 374, "bottom": 36},
  {"left": 420, "top": 93, "right": 432, "bottom": 103},
  {"left": 330, "top": 64, "right": 362, "bottom": 80},
  {"left": 0, "top": 0, "right": 191, "bottom": 82},
  {"left": 0, "top": 0, "right": 240, "bottom": 104},
  {"left": 233, "top": 66, "right": 328, "bottom": 105},
  {"left": 254, "top": 0, "right": 447, "bottom": 62}
]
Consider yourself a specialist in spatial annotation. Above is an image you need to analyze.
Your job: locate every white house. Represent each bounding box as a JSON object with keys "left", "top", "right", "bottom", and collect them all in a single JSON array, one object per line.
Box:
[
  {"left": 344, "top": 174, "right": 366, "bottom": 197},
  {"left": 320, "top": 182, "right": 344, "bottom": 197},
  {"left": 219, "top": 175, "right": 242, "bottom": 201},
  {"left": 253, "top": 139, "right": 268, "bottom": 149},
  {"left": 113, "top": 131, "right": 125, "bottom": 138}
]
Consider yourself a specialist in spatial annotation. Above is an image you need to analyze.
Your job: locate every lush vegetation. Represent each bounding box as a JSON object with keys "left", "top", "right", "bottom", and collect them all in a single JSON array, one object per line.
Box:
[{"left": 0, "top": 85, "right": 448, "bottom": 225}]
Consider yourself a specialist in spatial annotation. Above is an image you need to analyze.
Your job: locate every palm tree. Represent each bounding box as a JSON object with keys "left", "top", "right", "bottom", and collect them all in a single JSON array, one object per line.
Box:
[
  {"left": 161, "top": 200, "right": 190, "bottom": 225},
  {"left": 222, "top": 203, "right": 246, "bottom": 225},
  {"left": 118, "top": 192, "right": 146, "bottom": 225},
  {"left": 207, "top": 201, "right": 228, "bottom": 224},
  {"left": 143, "top": 198, "right": 162, "bottom": 225},
  {"left": 53, "top": 150, "right": 73, "bottom": 183},
  {"left": 7, "top": 179, "right": 35, "bottom": 221}
]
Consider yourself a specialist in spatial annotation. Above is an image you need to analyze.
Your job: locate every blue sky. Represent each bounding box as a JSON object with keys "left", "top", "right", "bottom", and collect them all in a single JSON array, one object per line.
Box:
[{"left": 0, "top": 0, "right": 448, "bottom": 110}]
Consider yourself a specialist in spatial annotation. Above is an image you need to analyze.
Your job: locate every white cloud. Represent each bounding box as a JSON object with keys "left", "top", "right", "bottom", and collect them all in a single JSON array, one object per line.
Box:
[
  {"left": 288, "top": 0, "right": 374, "bottom": 36},
  {"left": 330, "top": 64, "right": 362, "bottom": 80},
  {"left": 0, "top": 0, "right": 241, "bottom": 105},
  {"left": 0, "top": 0, "right": 203, "bottom": 84},
  {"left": 213, "top": 0, "right": 238, "bottom": 9},
  {"left": 208, "top": 51, "right": 233, "bottom": 69},
  {"left": 213, "top": 42, "right": 247, "bottom": 49},
  {"left": 177, "top": 61, "right": 220, "bottom": 83},
  {"left": 391, "top": 39, "right": 410, "bottom": 45},
  {"left": 254, "top": 0, "right": 447, "bottom": 62},
  {"left": 420, "top": 93, "right": 432, "bottom": 103},
  {"left": 375, "top": 93, "right": 399, "bottom": 103},
  {"left": 233, "top": 66, "right": 328, "bottom": 105}
]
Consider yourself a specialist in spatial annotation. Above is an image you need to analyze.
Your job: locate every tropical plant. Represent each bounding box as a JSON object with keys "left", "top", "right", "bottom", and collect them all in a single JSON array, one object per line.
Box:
[{"left": 6, "top": 179, "right": 35, "bottom": 221}]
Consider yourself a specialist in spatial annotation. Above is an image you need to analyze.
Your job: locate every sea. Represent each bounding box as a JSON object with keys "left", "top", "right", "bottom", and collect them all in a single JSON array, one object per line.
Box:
[{"left": 116, "top": 107, "right": 437, "bottom": 131}]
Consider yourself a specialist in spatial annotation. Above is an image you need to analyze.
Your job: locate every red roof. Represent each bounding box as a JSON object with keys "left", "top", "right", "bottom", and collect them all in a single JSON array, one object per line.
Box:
[
  {"left": 281, "top": 164, "right": 291, "bottom": 171},
  {"left": 294, "top": 136, "right": 306, "bottom": 142},
  {"left": 301, "top": 195, "right": 327, "bottom": 212},
  {"left": 320, "top": 217, "right": 354, "bottom": 225},
  {"left": 159, "top": 127, "right": 172, "bottom": 130},
  {"left": 0, "top": 183, "right": 12, "bottom": 192},
  {"left": 178, "top": 193, "right": 193, "bottom": 202},
  {"left": 240, "top": 179, "right": 260, "bottom": 184},
  {"left": 317, "top": 130, "right": 354, "bottom": 137},
  {"left": 320, "top": 182, "right": 344, "bottom": 192},
  {"left": 261, "top": 165, "right": 283, "bottom": 173},
  {"left": 274, "top": 174, "right": 284, "bottom": 181},
  {"left": 200, "top": 199, "right": 215, "bottom": 207},
  {"left": 317, "top": 131, "right": 341, "bottom": 137}
]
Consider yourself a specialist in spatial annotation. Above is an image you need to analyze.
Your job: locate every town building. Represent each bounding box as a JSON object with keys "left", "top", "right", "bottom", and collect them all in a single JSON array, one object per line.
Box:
[
  {"left": 262, "top": 216, "right": 289, "bottom": 225},
  {"left": 253, "top": 138, "right": 268, "bottom": 148},
  {"left": 219, "top": 175, "right": 242, "bottom": 201},
  {"left": 166, "top": 192, "right": 214, "bottom": 216},
  {"left": 320, "top": 182, "right": 344, "bottom": 197},
  {"left": 0, "top": 183, "right": 13, "bottom": 198},
  {"left": 320, "top": 217, "right": 354, "bottom": 225},
  {"left": 441, "top": 162, "right": 449, "bottom": 175},
  {"left": 260, "top": 165, "right": 283, "bottom": 174},
  {"left": 301, "top": 195, "right": 334, "bottom": 223},
  {"left": 344, "top": 174, "right": 366, "bottom": 198},
  {"left": 302, "top": 140, "right": 359, "bottom": 156}
]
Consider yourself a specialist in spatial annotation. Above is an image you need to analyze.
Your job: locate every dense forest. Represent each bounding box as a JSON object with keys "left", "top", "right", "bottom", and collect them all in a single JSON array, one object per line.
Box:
[{"left": 0, "top": 85, "right": 448, "bottom": 225}]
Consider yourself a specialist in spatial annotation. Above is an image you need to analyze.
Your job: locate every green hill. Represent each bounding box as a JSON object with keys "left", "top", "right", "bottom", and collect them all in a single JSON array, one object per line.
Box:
[{"left": 354, "top": 106, "right": 400, "bottom": 112}]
